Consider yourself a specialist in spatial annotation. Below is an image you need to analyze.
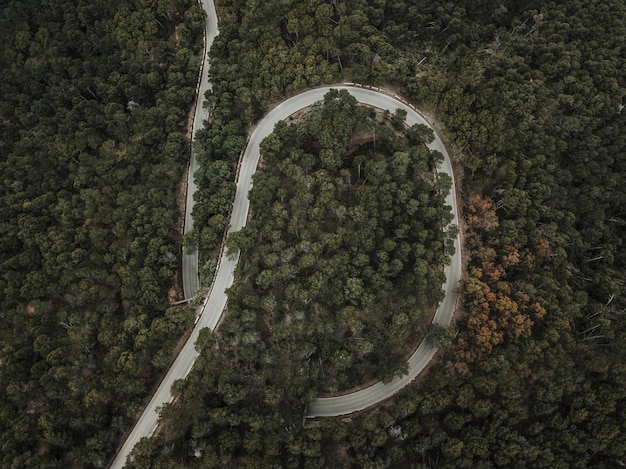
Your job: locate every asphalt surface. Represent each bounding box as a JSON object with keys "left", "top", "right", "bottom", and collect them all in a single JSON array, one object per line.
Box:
[
  {"left": 241, "top": 87, "right": 462, "bottom": 417},
  {"left": 109, "top": 0, "right": 218, "bottom": 466},
  {"left": 182, "top": 0, "right": 219, "bottom": 300},
  {"left": 110, "top": 8, "right": 461, "bottom": 469}
]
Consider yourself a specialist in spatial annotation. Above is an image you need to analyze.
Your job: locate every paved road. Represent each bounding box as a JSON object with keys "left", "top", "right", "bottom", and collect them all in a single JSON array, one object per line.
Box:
[
  {"left": 182, "top": 0, "right": 219, "bottom": 300},
  {"left": 109, "top": 0, "right": 219, "bottom": 467},
  {"left": 111, "top": 12, "right": 461, "bottom": 469},
  {"left": 237, "top": 87, "right": 462, "bottom": 417},
  {"left": 110, "top": 84, "right": 461, "bottom": 466}
]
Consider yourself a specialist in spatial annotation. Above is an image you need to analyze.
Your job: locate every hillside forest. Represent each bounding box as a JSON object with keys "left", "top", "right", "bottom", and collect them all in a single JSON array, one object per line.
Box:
[
  {"left": 0, "top": 0, "right": 625, "bottom": 468},
  {"left": 133, "top": 0, "right": 626, "bottom": 467},
  {"left": 0, "top": 0, "right": 205, "bottom": 467}
]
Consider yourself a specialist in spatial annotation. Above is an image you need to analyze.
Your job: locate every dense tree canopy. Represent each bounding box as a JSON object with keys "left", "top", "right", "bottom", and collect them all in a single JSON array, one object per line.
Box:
[
  {"left": 147, "top": 0, "right": 626, "bottom": 467},
  {"left": 229, "top": 89, "right": 452, "bottom": 390},
  {"left": 3, "top": 0, "right": 626, "bottom": 467},
  {"left": 127, "top": 87, "right": 453, "bottom": 468},
  {"left": 0, "top": 0, "right": 203, "bottom": 466}
]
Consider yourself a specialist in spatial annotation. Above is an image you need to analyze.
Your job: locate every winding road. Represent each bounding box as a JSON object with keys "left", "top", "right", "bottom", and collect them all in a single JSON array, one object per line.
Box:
[
  {"left": 237, "top": 86, "right": 461, "bottom": 417},
  {"left": 182, "top": 0, "right": 219, "bottom": 300},
  {"left": 109, "top": 2, "right": 461, "bottom": 467},
  {"left": 110, "top": 0, "right": 219, "bottom": 466}
]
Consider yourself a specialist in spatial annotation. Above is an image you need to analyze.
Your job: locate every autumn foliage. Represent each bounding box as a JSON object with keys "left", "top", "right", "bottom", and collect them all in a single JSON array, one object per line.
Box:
[{"left": 456, "top": 195, "right": 547, "bottom": 363}]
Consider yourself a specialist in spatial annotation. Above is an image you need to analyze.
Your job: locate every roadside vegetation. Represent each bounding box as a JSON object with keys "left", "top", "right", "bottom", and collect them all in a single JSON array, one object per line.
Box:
[
  {"left": 0, "top": 0, "right": 204, "bottom": 466},
  {"left": 136, "top": 0, "right": 626, "bottom": 467},
  {"left": 228, "top": 89, "right": 453, "bottom": 392},
  {"left": 1, "top": 0, "right": 625, "bottom": 467}
]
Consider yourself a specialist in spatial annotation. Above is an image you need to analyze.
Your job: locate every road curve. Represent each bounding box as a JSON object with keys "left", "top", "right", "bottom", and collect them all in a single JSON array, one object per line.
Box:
[
  {"left": 111, "top": 85, "right": 461, "bottom": 466},
  {"left": 304, "top": 87, "right": 461, "bottom": 417},
  {"left": 182, "top": 0, "right": 219, "bottom": 300},
  {"left": 109, "top": 0, "right": 219, "bottom": 467},
  {"left": 236, "top": 86, "right": 462, "bottom": 417},
  {"left": 111, "top": 13, "right": 460, "bottom": 469}
]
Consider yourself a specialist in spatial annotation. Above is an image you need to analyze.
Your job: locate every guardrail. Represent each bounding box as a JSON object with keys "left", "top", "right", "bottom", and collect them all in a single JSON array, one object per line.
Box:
[{"left": 342, "top": 82, "right": 436, "bottom": 127}]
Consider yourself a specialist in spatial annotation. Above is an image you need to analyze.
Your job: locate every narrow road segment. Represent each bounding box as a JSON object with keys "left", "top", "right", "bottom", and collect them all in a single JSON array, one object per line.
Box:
[
  {"left": 182, "top": 0, "right": 219, "bottom": 300},
  {"left": 110, "top": 3, "right": 461, "bottom": 465}
]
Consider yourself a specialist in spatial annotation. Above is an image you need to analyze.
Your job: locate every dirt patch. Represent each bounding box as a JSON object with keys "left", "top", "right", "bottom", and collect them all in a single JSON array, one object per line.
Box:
[
  {"left": 345, "top": 130, "right": 375, "bottom": 156},
  {"left": 285, "top": 106, "right": 311, "bottom": 124}
]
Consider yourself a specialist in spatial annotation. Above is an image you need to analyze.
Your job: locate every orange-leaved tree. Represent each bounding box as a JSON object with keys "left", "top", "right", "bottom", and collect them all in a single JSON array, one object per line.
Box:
[{"left": 456, "top": 195, "right": 547, "bottom": 365}]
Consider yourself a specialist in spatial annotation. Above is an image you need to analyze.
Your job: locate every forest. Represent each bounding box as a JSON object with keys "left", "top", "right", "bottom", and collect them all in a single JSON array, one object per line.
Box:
[
  {"left": 1, "top": 0, "right": 625, "bottom": 467},
  {"left": 227, "top": 89, "right": 454, "bottom": 391},
  {"left": 133, "top": 0, "right": 626, "bottom": 467},
  {"left": 0, "top": 0, "right": 205, "bottom": 467}
]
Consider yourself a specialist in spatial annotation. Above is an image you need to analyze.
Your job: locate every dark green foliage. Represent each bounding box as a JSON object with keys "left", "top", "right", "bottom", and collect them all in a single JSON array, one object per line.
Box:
[
  {"left": 4, "top": 0, "right": 626, "bottom": 466},
  {"left": 147, "top": 0, "right": 626, "bottom": 467},
  {"left": 130, "top": 89, "right": 452, "bottom": 467},
  {"left": 232, "top": 89, "right": 452, "bottom": 391},
  {"left": 331, "top": 0, "right": 626, "bottom": 467},
  {"left": 190, "top": 159, "right": 235, "bottom": 258},
  {"left": 0, "top": 0, "right": 202, "bottom": 466}
]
